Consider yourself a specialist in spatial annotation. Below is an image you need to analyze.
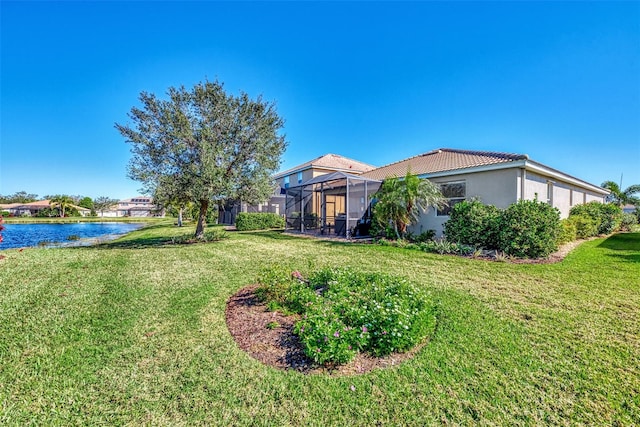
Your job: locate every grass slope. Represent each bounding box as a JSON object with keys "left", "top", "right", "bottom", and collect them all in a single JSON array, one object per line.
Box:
[{"left": 0, "top": 226, "right": 638, "bottom": 425}]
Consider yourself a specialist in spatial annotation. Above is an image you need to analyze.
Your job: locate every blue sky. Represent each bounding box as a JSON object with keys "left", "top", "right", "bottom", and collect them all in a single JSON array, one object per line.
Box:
[{"left": 1, "top": 1, "right": 639, "bottom": 200}]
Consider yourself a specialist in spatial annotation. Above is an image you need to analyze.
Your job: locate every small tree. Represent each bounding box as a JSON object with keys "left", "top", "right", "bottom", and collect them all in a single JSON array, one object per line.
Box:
[
  {"left": 153, "top": 174, "right": 193, "bottom": 227},
  {"left": 78, "top": 197, "right": 95, "bottom": 214},
  {"left": 116, "top": 80, "right": 287, "bottom": 238},
  {"left": 373, "top": 172, "right": 444, "bottom": 239},
  {"left": 94, "top": 196, "right": 119, "bottom": 217}
]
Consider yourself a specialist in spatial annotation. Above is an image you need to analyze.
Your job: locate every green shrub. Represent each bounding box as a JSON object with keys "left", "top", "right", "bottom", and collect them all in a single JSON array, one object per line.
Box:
[
  {"left": 556, "top": 218, "right": 577, "bottom": 245},
  {"left": 258, "top": 267, "right": 437, "bottom": 365},
  {"left": 569, "top": 202, "right": 622, "bottom": 235},
  {"left": 444, "top": 199, "right": 501, "bottom": 249},
  {"left": 406, "top": 229, "right": 436, "bottom": 243},
  {"left": 235, "top": 212, "right": 285, "bottom": 231},
  {"left": 567, "top": 214, "right": 598, "bottom": 239},
  {"left": 498, "top": 199, "right": 560, "bottom": 258},
  {"left": 620, "top": 212, "right": 638, "bottom": 232}
]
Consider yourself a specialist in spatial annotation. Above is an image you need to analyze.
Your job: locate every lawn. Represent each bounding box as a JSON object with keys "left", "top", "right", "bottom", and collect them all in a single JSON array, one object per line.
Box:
[{"left": 0, "top": 225, "right": 638, "bottom": 425}]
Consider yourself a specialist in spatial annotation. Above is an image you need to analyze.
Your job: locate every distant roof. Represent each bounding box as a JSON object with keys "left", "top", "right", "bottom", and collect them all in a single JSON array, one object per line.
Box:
[
  {"left": 362, "top": 148, "right": 528, "bottom": 180},
  {"left": 274, "top": 153, "right": 376, "bottom": 179},
  {"left": 17, "top": 199, "right": 52, "bottom": 208},
  {"left": 0, "top": 203, "right": 23, "bottom": 209},
  {"left": 120, "top": 197, "right": 153, "bottom": 203}
]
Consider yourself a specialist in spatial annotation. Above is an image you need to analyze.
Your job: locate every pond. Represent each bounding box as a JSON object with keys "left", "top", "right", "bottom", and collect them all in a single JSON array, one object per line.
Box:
[{"left": 0, "top": 222, "right": 145, "bottom": 250}]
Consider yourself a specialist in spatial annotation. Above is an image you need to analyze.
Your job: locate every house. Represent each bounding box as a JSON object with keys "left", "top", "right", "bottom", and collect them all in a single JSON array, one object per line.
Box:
[
  {"left": 359, "top": 148, "right": 609, "bottom": 237},
  {"left": 99, "top": 197, "right": 164, "bottom": 217},
  {"left": 0, "top": 200, "right": 91, "bottom": 217},
  {"left": 219, "top": 154, "right": 377, "bottom": 224}
]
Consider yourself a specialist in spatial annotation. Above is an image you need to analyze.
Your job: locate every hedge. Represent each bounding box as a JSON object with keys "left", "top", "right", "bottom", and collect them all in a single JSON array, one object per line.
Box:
[{"left": 235, "top": 212, "right": 285, "bottom": 231}]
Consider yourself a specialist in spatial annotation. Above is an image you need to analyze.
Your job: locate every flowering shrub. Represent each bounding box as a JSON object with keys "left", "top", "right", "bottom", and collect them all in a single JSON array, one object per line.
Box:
[
  {"left": 0, "top": 216, "right": 4, "bottom": 243},
  {"left": 258, "top": 267, "right": 437, "bottom": 365}
]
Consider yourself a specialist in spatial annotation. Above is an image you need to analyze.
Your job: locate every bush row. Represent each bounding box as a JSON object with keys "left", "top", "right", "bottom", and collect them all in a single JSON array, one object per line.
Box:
[
  {"left": 256, "top": 266, "right": 437, "bottom": 365},
  {"left": 445, "top": 199, "right": 561, "bottom": 258},
  {"left": 235, "top": 212, "right": 285, "bottom": 231},
  {"left": 445, "top": 200, "right": 636, "bottom": 257}
]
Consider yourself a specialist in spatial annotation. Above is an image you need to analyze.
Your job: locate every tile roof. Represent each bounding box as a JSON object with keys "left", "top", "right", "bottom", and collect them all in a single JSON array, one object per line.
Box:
[
  {"left": 274, "top": 153, "right": 376, "bottom": 178},
  {"left": 361, "top": 148, "right": 528, "bottom": 180}
]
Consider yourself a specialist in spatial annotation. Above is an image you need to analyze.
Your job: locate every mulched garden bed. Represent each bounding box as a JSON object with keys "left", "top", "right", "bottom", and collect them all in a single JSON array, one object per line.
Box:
[{"left": 225, "top": 285, "right": 425, "bottom": 376}]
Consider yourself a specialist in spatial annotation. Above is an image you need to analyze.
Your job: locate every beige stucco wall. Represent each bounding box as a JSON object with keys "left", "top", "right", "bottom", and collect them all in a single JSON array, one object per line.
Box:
[
  {"left": 524, "top": 171, "right": 606, "bottom": 218},
  {"left": 409, "top": 167, "right": 606, "bottom": 237},
  {"left": 523, "top": 171, "right": 549, "bottom": 202},
  {"left": 409, "top": 168, "right": 519, "bottom": 237}
]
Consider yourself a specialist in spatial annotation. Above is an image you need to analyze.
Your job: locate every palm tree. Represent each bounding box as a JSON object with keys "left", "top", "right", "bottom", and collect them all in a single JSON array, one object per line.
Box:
[
  {"left": 373, "top": 172, "right": 444, "bottom": 239},
  {"left": 601, "top": 181, "right": 640, "bottom": 207},
  {"left": 49, "top": 195, "right": 75, "bottom": 217}
]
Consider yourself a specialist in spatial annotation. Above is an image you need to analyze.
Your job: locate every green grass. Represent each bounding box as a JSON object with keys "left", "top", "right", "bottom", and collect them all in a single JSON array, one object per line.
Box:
[{"left": 0, "top": 226, "right": 638, "bottom": 425}]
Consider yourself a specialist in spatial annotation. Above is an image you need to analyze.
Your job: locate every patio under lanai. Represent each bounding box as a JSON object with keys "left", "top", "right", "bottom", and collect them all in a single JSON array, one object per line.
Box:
[{"left": 284, "top": 171, "right": 381, "bottom": 238}]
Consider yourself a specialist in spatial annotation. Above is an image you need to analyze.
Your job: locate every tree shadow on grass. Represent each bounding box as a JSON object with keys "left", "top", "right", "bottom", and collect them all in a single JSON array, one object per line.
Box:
[
  {"left": 597, "top": 233, "right": 640, "bottom": 263},
  {"left": 597, "top": 233, "right": 640, "bottom": 251},
  {"left": 243, "top": 230, "right": 309, "bottom": 241},
  {"left": 246, "top": 230, "right": 369, "bottom": 248},
  {"left": 606, "top": 253, "right": 640, "bottom": 263}
]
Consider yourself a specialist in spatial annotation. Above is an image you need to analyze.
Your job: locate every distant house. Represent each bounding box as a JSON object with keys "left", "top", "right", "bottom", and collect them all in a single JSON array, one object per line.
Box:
[
  {"left": 0, "top": 200, "right": 91, "bottom": 217},
  {"left": 219, "top": 154, "right": 376, "bottom": 224},
  {"left": 100, "top": 197, "right": 164, "bottom": 218},
  {"left": 360, "top": 148, "right": 609, "bottom": 237}
]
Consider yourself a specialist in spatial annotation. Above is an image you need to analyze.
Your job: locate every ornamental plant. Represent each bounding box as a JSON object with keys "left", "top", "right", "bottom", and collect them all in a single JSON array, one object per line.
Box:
[
  {"left": 498, "top": 199, "right": 560, "bottom": 258},
  {"left": 257, "top": 267, "right": 437, "bottom": 365},
  {"left": 444, "top": 199, "right": 501, "bottom": 249},
  {"left": 0, "top": 215, "right": 4, "bottom": 243}
]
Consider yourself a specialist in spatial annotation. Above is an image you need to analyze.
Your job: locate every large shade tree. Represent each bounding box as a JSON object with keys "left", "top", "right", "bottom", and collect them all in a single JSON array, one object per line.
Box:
[
  {"left": 373, "top": 172, "right": 444, "bottom": 239},
  {"left": 601, "top": 181, "right": 640, "bottom": 207},
  {"left": 116, "top": 80, "right": 287, "bottom": 238}
]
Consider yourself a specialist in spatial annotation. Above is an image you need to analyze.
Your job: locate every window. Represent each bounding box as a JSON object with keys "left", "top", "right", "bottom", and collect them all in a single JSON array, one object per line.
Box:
[
  {"left": 284, "top": 176, "right": 290, "bottom": 189},
  {"left": 297, "top": 171, "right": 303, "bottom": 184},
  {"left": 436, "top": 181, "right": 466, "bottom": 216},
  {"left": 546, "top": 181, "right": 554, "bottom": 205}
]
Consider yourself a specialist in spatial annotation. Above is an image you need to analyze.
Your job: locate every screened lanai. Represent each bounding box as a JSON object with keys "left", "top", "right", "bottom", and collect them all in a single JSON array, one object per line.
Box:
[{"left": 284, "top": 171, "right": 381, "bottom": 238}]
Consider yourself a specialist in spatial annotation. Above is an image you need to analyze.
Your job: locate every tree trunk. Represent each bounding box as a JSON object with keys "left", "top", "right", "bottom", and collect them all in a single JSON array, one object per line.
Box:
[
  {"left": 195, "top": 199, "right": 209, "bottom": 238},
  {"left": 177, "top": 207, "right": 183, "bottom": 227}
]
